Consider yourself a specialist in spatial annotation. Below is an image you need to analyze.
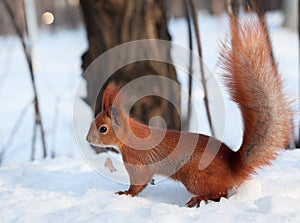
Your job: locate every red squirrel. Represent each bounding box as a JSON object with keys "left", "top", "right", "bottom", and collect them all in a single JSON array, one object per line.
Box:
[{"left": 86, "top": 17, "right": 293, "bottom": 207}]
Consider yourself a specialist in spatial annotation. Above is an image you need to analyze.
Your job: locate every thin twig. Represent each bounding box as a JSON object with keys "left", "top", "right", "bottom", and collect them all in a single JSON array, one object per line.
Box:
[
  {"left": 2, "top": 0, "right": 47, "bottom": 158},
  {"left": 225, "top": 0, "right": 240, "bottom": 45},
  {"left": 121, "top": 0, "right": 134, "bottom": 42},
  {"left": 0, "top": 152, "right": 4, "bottom": 166},
  {"left": 31, "top": 118, "right": 37, "bottom": 161},
  {"left": 226, "top": 0, "right": 240, "bottom": 16},
  {"left": 225, "top": 0, "right": 233, "bottom": 15},
  {"left": 189, "top": 0, "right": 215, "bottom": 137},
  {"left": 22, "top": 0, "right": 47, "bottom": 158},
  {"left": 183, "top": 0, "right": 193, "bottom": 130},
  {"left": 50, "top": 96, "right": 61, "bottom": 159},
  {"left": 298, "top": 0, "right": 300, "bottom": 148}
]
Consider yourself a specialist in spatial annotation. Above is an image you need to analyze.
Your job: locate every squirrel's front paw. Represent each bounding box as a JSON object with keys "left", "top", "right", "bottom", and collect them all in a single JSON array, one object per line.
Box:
[{"left": 115, "top": 190, "right": 132, "bottom": 196}]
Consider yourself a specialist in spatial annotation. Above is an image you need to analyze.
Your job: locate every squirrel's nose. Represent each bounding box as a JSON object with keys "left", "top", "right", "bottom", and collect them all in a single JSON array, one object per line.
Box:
[
  {"left": 86, "top": 134, "right": 100, "bottom": 144},
  {"left": 86, "top": 134, "right": 91, "bottom": 143}
]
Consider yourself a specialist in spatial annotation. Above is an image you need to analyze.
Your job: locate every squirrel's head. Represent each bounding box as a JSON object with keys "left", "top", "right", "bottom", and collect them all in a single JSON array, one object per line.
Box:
[{"left": 86, "top": 83, "right": 126, "bottom": 149}]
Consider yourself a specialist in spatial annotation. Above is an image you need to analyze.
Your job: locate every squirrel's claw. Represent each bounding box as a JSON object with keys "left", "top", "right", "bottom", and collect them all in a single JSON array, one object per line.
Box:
[{"left": 115, "top": 190, "right": 133, "bottom": 196}]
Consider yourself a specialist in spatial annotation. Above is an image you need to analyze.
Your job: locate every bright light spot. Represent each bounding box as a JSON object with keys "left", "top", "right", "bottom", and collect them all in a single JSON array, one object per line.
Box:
[
  {"left": 42, "top": 12, "right": 55, "bottom": 25},
  {"left": 68, "top": 0, "right": 79, "bottom": 6}
]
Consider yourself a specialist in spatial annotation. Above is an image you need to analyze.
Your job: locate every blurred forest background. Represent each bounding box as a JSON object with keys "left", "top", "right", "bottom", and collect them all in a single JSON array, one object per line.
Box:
[
  {"left": 0, "top": 0, "right": 297, "bottom": 35},
  {"left": 0, "top": 0, "right": 298, "bottom": 165}
]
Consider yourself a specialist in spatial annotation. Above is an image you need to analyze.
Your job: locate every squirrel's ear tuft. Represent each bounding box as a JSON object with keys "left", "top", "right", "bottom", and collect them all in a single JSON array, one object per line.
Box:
[
  {"left": 111, "top": 105, "right": 121, "bottom": 127},
  {"left": 102, "top": 82, "right": 121, "bottom": 116}
]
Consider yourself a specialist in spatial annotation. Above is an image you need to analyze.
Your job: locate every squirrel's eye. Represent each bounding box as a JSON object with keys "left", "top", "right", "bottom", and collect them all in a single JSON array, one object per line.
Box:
[{"left": 99, "top": 125, "right": 108, "bottom": 134}]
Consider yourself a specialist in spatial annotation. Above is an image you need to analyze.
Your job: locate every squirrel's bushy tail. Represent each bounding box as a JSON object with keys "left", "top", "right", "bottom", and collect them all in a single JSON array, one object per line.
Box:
[{"left": 221, "top": 16, "right": 294, "bottom": 182}]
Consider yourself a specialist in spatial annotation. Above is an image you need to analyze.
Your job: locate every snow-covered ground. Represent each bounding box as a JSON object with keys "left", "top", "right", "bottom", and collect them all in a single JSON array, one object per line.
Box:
[
  {"left": 0, "top": 150, "right": 300, "bottom": 223},
  {"left": 0, "top": 11, "right": 299, "bottom": 222}
]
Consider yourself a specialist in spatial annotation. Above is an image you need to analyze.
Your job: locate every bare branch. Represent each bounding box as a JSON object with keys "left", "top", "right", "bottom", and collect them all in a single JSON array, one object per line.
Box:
[
  {"left": 189, "top": 0, "right": 215, "bottom": 137},
  {"left": 183, "top": 0, "right": 193, "bottom": 131},
  {"left": 298, "top": 0, "right": 300, "bottom": 148},
  {"left": 1, "top": 0, "right": 47, "bottom": 158}
]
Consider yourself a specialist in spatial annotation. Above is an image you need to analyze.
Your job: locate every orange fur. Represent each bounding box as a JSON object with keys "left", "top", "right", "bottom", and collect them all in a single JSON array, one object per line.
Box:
[{"left": 86, "top": 17, "right": 294, "bottom": 207}]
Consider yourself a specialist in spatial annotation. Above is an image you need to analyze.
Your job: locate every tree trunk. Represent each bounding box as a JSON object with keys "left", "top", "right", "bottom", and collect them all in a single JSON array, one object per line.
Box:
[
  {"left": 283, "top": 0, "right": 298, "bottom": 31},
  {"left": 80, "top": 0, "right": 180, "bottom": 130}
]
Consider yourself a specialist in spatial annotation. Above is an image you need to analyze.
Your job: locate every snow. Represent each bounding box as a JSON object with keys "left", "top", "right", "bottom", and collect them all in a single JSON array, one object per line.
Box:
[
  {"left": 0, "top": 150, "right": 300, "bottom": 223},
  {"left": 0, "top": 10, "right": 299, "bottom": 222}
]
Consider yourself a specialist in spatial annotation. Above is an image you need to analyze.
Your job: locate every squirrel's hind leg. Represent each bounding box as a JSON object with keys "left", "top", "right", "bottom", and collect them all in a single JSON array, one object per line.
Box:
[{"left": 186, "top": 192, "right": 227, "bottom": 208}]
